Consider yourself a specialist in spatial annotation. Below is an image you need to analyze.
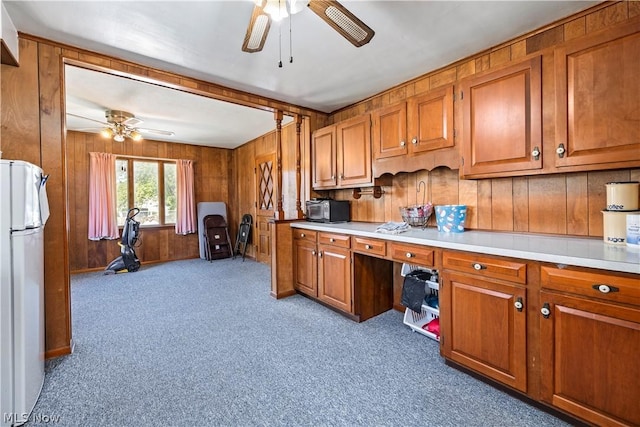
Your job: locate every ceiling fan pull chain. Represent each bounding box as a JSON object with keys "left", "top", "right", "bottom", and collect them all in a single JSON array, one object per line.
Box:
[
  {"left": 278, "top": 0, "right": 283, "bottom": 68},
  {"left": 289, "top": 1, "right": 293, "bottom": 64}
]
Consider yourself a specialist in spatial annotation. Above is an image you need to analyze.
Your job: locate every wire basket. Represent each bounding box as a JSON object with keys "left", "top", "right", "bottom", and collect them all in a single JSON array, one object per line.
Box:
[{"left": 399, "top": 203, "right": 433, "bottom": 227}]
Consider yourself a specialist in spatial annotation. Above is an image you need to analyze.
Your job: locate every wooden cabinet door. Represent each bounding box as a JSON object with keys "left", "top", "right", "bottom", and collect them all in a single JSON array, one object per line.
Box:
[
  {"left": 312, "top": 125, "right": 337, "bottom": 189},
  {"left": 317, "top": 244, "right": 352, "bottom": 313},
  {"left": 407, "top": 85, "right": 454, "bottom": 154},
  {"left": 554, "top": 21, "right": 640, "bottom": 170},
  {"left": 372, "top": 103, "right": 407, "bottom": 160},
  {"left": 336, "top": 114, "right": 372, "bottom": 187},
  {"left": 539, "top": 291, "right": 640, "bottom": 426},
  {"left": 441, "top": 271, "right": 527, "bottom": 392},
  {"left": 461, "top": 56, "right": 542, "bottom": 178},
  {"left": 293, "top": 239, "right": 318, "bottom": 297}
]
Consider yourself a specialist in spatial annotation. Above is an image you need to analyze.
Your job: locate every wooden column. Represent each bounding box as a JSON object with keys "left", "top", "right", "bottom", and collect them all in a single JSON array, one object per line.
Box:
[
  {"left": 274, "top": 110, "right": 284, "bottom": 220},
  {"left": 295, "top": 114, "right": 304, "bottom": 219}
]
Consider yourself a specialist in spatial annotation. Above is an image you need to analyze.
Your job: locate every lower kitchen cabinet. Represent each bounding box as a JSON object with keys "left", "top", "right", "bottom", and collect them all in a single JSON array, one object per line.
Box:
[
  {"left": 317, "top": 243, "right": 352, "bottom": 313},
  {"left": 441, "top": 251, "right": 528, "bottom": 392},
  {"left": 293, "top": 230, "right": 317, "bottom": 297},
  {"left": 293, "top": 230, "right": 353, "bottom": 313},
  {"left": 441, "top": 271, "right": 527, "bottom": 392},
  {"left": 539, "top": 266, "right": 640, "bottom": 426}
]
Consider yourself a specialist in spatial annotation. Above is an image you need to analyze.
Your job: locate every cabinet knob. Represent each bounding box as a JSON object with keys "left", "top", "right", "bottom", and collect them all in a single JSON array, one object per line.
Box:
[
  {"left": 592, "top": 284, "right": 619, "bottom": 294},
  {"left": 300, "top": 233, "right": 305, "bottom": 238},
  {"left": 400, "top": 140, "right": 406, "bottom": 147},
  {"left": 339, "top": 174, "right": 344, "bottom": 180},
  {"left": 331, "top": 175, "right": 336, "bottom": 180},
  {"left": 311, "top": 250, "right": 316, "bottom": 256},
  {"left": 541, "top": 303, "right": 551, "bottom": 319},
  {"left": 329, "top": 238, "right": 335, "bottom": 243},
  {"left": 531, "top": 146, "right": 540, "bottom": 160},
  {"left": 318, "top": 252, "right": 323, "bottom": 258},
  {"left": 405, "top": 252, "right": 414, "bottom": 258},
  {"left": 365, "top": 244, "right": 372, "bottom": 250},
  {"left": 556, "top": 143, "right": 566, "bottom": 158},
  {"left": 411, "top": 137, "right": 418, "bottom": 145},
  {"left": 514, "top": 297, "right": 524, "bottom": 312},
  {"left": 472, "top": 263, "right": 486, "bottom": 271}
]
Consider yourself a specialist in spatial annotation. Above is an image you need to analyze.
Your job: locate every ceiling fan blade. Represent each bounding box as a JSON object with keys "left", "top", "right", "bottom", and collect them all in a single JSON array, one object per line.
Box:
[
  {"left": 123, "top": 117, "right": 143, "bottom": 127},
  {"left": 136, "top": 127, "right": 175, "bottom": 136},
  {"left": 242, "top": 4, "right": 271, "bottom": 53},
  {"left": 66, "top": 112, "right": 110, "bottom": 126},
  {"left": 308, "top": 0, "right": 374, "bottom": 47},
  {"left": 73, "top": 127, "right": 104, "bottom": 132}
]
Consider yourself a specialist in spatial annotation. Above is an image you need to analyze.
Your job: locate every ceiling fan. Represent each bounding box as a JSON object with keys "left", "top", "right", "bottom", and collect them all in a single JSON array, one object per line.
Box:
[
  {"left": 67, "top": 110, "right": 175, "bottom": 142},
  {"left": 242, "top": 0, "right": 375, "bottom": 53}
]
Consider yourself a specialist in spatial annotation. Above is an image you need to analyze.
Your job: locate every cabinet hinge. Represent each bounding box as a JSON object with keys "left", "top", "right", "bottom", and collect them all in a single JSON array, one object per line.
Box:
[
  {"left": 460, "top": 91, "right": 464, "bottom": 100},
  {"left": 254, "top": 167, "right": 257, "bottom": 174},
  {"left": 453, "top": 129, "right": 456, "bottom": 139},
  {"left": 460, "top": 157, "right": 464, "bottom": 166},
  {"left": 440, "top": 335, "right": 444, "bottom": 345}
]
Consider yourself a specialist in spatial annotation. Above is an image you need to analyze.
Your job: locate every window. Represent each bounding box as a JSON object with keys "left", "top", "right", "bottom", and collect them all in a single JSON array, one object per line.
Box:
[{"left": 116, "top": 158, "right": 177, "bottom": 227}]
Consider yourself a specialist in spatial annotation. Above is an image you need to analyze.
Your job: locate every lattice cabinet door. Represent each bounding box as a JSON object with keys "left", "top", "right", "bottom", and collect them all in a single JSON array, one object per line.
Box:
[{"left": 255, "top": 154, "right": 275, "bottom": 264}]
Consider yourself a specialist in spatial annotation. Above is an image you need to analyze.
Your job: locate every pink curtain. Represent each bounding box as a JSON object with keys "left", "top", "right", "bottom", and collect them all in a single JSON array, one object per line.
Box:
[
  {"left": 176, "top": 159, "right": 196, "bottom": 235},
  {"left": 88, "top": 152, "right": 119, "bottom": 240}
]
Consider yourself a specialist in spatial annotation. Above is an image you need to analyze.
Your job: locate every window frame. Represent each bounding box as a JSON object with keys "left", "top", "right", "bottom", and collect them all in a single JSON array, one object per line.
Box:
[{"left": 116, "top": 156, "right": 177, "bottom": 228}]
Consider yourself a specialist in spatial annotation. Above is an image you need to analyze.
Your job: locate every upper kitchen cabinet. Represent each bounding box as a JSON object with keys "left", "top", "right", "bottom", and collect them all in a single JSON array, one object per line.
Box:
[
  {"left": 460, "top": 56, "right": 542, "bottom": 179},
  {"left": 372, "top": 85, "right": 457, "bottom": 176},
  {"left": 312, "top": 114, "right": 373, "bottom": 190},
  {"left": 554, "top": 20, "right": 640, "bottom": 171}
]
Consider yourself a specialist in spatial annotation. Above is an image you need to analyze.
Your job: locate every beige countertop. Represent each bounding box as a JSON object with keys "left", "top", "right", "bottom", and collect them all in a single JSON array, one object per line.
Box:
[{"left": 290, "top": 221, "right": 640, "bottom": 275}]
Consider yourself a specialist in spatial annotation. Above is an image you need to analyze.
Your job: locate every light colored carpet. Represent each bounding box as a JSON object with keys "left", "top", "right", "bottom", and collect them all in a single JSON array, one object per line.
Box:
[{"left": 31, "top": 258, "right": 570, "bottom": 426}]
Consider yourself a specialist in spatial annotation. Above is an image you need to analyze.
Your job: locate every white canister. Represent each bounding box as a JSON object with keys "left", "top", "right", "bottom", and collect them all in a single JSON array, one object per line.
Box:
[
  {"left": 602, "top": 210, "right": 640, "bottom": 245},
  {"left": 627, "top": 214, "right": 640, "bottom": 248},
  {"left": 605, "top": 182, "right": 639, "bottom": 211}
]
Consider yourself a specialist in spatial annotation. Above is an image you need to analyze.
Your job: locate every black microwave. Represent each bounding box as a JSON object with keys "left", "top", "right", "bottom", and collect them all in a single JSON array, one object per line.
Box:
[{"left": 305, "top": 199, "right": 350, "bottom": 223}]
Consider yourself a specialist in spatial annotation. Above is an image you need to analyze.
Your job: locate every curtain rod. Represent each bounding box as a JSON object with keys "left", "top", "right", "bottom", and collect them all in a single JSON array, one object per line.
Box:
[{"left": 110, "top": 154, "right": 195, "bottom": 163}]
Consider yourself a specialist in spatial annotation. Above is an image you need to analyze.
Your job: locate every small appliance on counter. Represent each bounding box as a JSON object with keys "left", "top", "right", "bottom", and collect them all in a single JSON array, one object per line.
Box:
[{"left": 305, "top": 198, "right": 350, "bottom": 223}]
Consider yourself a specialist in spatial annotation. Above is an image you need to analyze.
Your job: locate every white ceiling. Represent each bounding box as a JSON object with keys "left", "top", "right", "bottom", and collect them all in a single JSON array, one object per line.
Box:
[{"left": 4, "top": 0, "right": 600, "bottom": 148}]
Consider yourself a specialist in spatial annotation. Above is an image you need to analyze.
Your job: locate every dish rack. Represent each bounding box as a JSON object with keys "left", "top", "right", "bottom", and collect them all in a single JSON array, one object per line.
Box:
[{"left": 401, "top": 263, "right": 440, "bottom": 342}]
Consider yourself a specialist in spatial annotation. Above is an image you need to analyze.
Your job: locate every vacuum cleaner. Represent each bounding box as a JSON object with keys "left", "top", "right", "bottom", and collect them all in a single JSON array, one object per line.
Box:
[{"left": 104, "top": 207, "right": 141, "bottom": 274}]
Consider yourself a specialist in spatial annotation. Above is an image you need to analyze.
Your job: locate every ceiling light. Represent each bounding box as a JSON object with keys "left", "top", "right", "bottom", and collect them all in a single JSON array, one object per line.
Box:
[
  {"left": 100, "top": 128, "right": 113, "bottom": 139},
  {"left": 113, "top": 134, "right": 125, "bottom": 143},
  {"left": 263, "top": 0, "right": 287, "bottom": 21},
  {"left": 129, "top": 131, "right": 143, "bottom": 142}
]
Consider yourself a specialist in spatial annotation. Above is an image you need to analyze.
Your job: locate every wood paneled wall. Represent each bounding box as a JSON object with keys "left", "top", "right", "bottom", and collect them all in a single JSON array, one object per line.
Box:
[
  {"left": 0, "top": 34, "right": 326, "bottom": 357},
  {"left": 325, "top": 1, "right": 640, "bottom": 238},
  {"left": 1, "top": 38, "right": 71, "bottom": 357},
  {"left": 332, "top": 167, "right": 640, "bottom": 237},
  {"left": 66, "top": 131, "right": 233, "bottom": 272}
]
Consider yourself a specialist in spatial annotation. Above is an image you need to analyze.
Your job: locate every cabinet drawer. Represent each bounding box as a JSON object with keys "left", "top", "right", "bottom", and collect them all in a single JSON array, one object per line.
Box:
[
  {"left": 541, "top": 266, "right": 640, "bottom": 306},
  {"left": 353, "top": 237, "right": 386, "bottom": 257},
  {"left": 318, "top": 232, "right": 350, "bottom": 248},
  {"left": 293, "top": 229, "right": 316, "bottom": 243},
  {"left": 388, "top": 242, "right": 433, "bottom": 267},
  {"left": 443, "top": 251, "right": 527, "bottom": 284}
]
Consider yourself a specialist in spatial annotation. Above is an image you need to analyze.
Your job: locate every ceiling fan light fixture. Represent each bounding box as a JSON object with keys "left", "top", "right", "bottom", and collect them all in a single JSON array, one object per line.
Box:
[
  {"left": 288, "top": 0, "right": 309, "bottom": 15},
  {"left": 100, "top": 128, "right": 113, "bottom": 139},
  {"left": 263, "top": 0, "right": 288, "bottom": 21},
  {"left": 129, "top": 130, "right": 143, "bottom": 142},
  {"left": 113, "top": 133, "right": 125, "bottom": 143}
]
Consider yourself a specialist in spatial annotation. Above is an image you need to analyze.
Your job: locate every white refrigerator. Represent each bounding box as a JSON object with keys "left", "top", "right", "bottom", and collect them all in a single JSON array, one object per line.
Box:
[{"left": 0, "top": 160, "right": 49, "bottom": 427}]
